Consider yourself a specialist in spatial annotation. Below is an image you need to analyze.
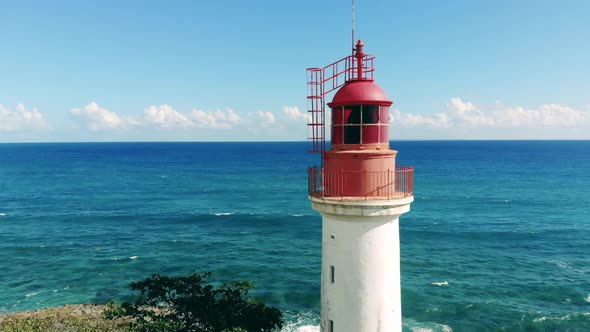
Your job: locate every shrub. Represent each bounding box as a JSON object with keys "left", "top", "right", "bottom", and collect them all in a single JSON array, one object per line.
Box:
[{"left": 105, "top": 272, "right": 283, "bottom": 332}]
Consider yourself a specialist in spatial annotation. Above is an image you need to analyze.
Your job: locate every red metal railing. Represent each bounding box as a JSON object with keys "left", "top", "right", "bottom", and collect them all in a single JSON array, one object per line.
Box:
[
  {"left": 306, "top": 54, "right": 376, "bottom": 156},
  {"left": 308, "top": 166, "right": 414, "bottom": 200}
]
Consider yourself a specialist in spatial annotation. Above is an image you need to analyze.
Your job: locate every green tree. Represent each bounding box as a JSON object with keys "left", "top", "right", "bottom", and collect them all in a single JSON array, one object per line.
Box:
[{"left": 105, "top": 272, "right": 283, "bottom": 332}]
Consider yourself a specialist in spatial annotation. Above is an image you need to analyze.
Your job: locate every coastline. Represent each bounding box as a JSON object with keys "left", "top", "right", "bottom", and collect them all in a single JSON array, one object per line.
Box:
[{"left": 0, "top": 304, "right": 130, "bottom": 332}]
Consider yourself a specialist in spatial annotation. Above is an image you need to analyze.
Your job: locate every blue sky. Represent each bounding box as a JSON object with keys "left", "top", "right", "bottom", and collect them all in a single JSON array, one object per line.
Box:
[{"left": 1, "top": 0, "right": 589, "bottom": 142}]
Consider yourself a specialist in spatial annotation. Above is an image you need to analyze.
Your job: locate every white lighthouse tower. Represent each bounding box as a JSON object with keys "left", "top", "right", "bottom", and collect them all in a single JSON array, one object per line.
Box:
[{"left": 306, "top": 40, "right": 414, "bottom": 332}]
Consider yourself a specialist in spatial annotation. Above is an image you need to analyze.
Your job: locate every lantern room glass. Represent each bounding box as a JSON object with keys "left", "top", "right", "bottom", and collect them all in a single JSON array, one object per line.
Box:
[{"left": 331, "top": 105, "right": 389, "bottom": 145}]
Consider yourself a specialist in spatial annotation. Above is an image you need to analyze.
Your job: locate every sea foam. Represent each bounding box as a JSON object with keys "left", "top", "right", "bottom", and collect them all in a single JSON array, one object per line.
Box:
[
  {"left": 0, "top": 213, "right": 6, "bottom": 216},
  {"left": 294, "top": 327, "right": 319, "bottom": 332},
  {"left": 406, "top": 320, "right": 453, "bottom": 332},
  {"left": 533, "top": 314, "right": 571, "bottom": 322},
  {"left": 412, "top": 325, "right": 452, "bottom": 332},
  {"left": 280, "top": 311, "right": 320, "bottom": 332},
  {"left": 551, "top": 260, "right": 571, "bottom": 269},
  {"left": 585, "top": 294, "right": 590, "bottom": 303},
  {"left": 431, "top": 281, "right": 449, "bottom": 286},
  {"left": 212, "top": 212, "right": 234, "bottom": 216}
]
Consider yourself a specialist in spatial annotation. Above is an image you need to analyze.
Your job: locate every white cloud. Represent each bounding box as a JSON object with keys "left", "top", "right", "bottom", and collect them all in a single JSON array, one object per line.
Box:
[
  {"left": 144, "top": 105, "right": 194, "bottom": 129},
  {"left": 283, "top": 106, "right": 308, "bottom": 121},
  {"left": 225, "top": 109, "right": 240, "bottom": 124},
  {"left": 492, "top": 106, "right": 539, "bottom": 127},
  {"left": 257, "top": 111, "right": 276, "bottom": 127},
  {"left": 70, "top": 102, "right": 126, "bottom": 131},
  {"left": 538, "top": 104, "right": 589, "bottom": 127},
  {"left": 189, "top": 108, "right": 240, "bottom": 129},
  {"left": 391, "top": 98, "right": 590, "bottom": 130},
  {"left": 447, "top": 97, "right": 495, "bottom": 127},
  {"left": 69, "top": 103, "right": 244, "bottom": 133},
  {"left": 0, "top": 104, "right": 49, "bottom": 132},
  {"left": 390, "top": 109, "right": 451, "bottom": 128}
]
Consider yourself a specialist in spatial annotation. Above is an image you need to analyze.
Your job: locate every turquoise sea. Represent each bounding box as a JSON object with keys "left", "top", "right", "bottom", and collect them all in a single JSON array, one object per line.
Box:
[{"left": 1, "top": 141, "right": 589, "bottom": 331}]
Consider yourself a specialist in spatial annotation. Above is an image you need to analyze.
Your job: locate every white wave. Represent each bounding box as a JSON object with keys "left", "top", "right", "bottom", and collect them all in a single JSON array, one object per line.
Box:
[
  {"left": 533, "top": 312, "right": 590, "bottom": 323},
  {"left": 431, "top": 281, "right": 449, "bottom": 286},
  {"left": 25, "top": 292, "right": 38, "bottom": 298},
  {"left": 280, "top": 311, "right": 320, "bottom": 332},
  {"left": 409, "top": 324, "right": 453, "bottom": 332},
  {"left": 585, "top": 294, "right": 590, "bottom": 303},
  {"left": 212, "top": 212, "right": 234, "bottom": 216},
  {"left": 0, "top": 213, "right": 6, "bottom": 216},
  {"left": 533, "top": 314, "right": 571, "bottom": 323},
  {"left": 550, "top": 260, "right": 571, "bottom": 269},
  {"left": 294, "top": 327, "right": 319, "bottom": 332},
  {"left": 130, "top": 256, "right": 139, "bottom": 260},
  {"left": 290, "top": 214, "right": 304, "bottom": 217}
]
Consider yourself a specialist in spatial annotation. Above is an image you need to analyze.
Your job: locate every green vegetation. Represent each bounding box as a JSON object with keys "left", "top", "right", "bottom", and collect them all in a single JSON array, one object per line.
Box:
[{"left": 104, "top": 271, "right": 283, "bottom": 332}]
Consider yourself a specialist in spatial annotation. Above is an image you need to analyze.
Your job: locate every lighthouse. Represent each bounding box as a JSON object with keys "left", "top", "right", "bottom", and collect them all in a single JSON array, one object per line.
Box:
[{"left": 307, "top": 40, "right": 414, "bottom": 332}]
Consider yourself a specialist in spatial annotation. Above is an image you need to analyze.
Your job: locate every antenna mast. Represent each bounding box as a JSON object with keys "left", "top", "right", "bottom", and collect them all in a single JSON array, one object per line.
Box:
[{"left": 352, "top": 0, "right": 355, "bottom": 55}]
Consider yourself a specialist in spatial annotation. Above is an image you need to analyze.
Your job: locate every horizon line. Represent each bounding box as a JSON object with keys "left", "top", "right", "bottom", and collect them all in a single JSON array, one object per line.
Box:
[{"left": 1, "top": 139, "right": 590, "bottom": 144}]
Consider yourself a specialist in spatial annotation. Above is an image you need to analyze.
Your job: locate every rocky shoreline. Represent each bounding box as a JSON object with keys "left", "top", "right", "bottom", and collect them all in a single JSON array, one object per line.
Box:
[{"left": 0, "top": 304, "right": 130, "bottom": 332}]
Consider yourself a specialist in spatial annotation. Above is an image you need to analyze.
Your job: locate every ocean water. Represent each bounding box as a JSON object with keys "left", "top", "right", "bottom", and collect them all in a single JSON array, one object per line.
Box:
[{"left": 1, "top": 141, "right": 589, "bottom": 331}]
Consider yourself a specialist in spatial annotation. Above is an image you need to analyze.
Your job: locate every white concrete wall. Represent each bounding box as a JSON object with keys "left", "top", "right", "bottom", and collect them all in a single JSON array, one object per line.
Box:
[{"left": 320, "top": 213, "right": 402, "bottom": 332}]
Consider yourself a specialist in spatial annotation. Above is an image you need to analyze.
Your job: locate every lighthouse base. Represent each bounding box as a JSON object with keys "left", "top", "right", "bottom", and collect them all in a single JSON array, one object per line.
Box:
[{"left": 310, "top": 196, "right": 413, "bottom": 332}]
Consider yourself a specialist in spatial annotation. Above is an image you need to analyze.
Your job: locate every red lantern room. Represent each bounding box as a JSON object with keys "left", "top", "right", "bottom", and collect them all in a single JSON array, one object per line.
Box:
[
  {"left": 329, "top": 41, "right": 393, "bottom": 148},
  {"left": 307, "top": 40, "right": 413, "bottom": 199}
]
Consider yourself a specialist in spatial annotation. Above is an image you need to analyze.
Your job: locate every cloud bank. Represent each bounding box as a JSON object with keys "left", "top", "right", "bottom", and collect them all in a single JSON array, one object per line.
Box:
[
  {"left": 144, "top": 105, "right": 194, "bottom": 129},
  {"left": 69, "top": 103, "right": 246, "bottom": 132},
  {"left": 257, "top": 111, "right": 276, "bottom": 127},
  {"left": 0, "top": 104, "right": 49, "bottom": 132},
  {"left": 68, "top": 102, "right": 278, "bottom": 138},
  {"left": 391, "top": 98, "right": 590, "bottom": 130},
  {"left": 283, "top": 106, "right": 308, "bottom": 121},
  {"left": 70, "top": 102, "right": 127, "bottom": 131},
  {"left": 190, "top": 108, "right": 241, "bottom": 129},
  {"left": 6, "top": 98, "right": 588, "bottom": 141}
]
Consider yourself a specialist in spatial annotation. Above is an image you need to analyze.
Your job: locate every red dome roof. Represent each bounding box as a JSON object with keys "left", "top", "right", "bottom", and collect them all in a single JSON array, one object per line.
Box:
[{"left": 328, "top": 80, "right": 392, "bottom": 107}]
